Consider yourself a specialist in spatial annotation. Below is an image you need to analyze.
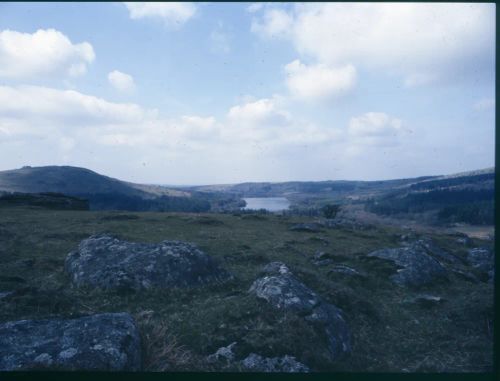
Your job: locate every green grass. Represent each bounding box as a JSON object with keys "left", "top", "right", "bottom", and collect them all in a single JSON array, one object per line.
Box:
[{"left": 0, "top": 207, "right": 493, "bottom": 372}]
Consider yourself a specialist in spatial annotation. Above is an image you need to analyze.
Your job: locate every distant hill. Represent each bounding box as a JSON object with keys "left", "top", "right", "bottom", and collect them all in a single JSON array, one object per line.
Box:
[
  {"left": 0, "top": 166, "right": 147, "bottom": 197},
  {"left": 0, "top": 166, "right": 207, "bottom": 212},
  {"left": 364, "top": 168, "right": 495, "bottom": 225},
  {"left": 0, "top": 165, "right": 493, "bottom": 220}
]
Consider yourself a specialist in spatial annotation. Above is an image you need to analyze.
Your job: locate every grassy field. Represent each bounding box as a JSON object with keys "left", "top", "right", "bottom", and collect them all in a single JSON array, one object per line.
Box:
[{"left": 0, "top": 206, "right": 494, "bottom": 372}]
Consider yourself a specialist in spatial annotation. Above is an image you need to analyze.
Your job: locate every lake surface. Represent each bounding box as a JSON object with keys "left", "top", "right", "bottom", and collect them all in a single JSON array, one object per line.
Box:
[{"left": 242, "top": 197, "right": 290, "bottom": 212}]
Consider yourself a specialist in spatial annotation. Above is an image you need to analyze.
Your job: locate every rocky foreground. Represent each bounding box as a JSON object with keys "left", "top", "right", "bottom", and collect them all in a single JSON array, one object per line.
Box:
[{"left": 0, "top": 210, "right": 494, "bottom": 372}]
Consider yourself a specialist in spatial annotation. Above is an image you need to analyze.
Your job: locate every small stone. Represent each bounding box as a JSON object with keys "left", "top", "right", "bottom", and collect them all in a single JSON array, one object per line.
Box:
[
  {"left": 59, "top": 348, "right": 78, "bottom": 359},
  {"left": 241, "top": 353, "right": 309, "bottom": 372},
  {"left": 289, "top": 223, "right": 323, "bottom": 233},
  {"left": 262, "top": 262, "right": 290, "bottom": 275},
  {"left": 404, "top": 294, "right": 445, "bottom": 307},
  {"left": 206, "top": 342, "right": 237, "bottom": 364}
]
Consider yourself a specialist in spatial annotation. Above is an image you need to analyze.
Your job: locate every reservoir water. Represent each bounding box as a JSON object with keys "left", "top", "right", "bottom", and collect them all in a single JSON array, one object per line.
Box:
[{"left": 242, "top": 197, "right": 290, "bottom": 212}]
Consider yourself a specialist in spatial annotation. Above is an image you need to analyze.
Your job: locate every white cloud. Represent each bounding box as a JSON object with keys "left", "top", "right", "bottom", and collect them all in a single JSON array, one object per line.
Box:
[
  {"left": 108, "top": 70, "right": 135, "bottom": 93},
  {"left": 251, "top": 9, "right": 292, "bottom": 39},
  {"left": 252, "top": 3, "right": 495, "bottom": 86},
  {"left": 246, "top": 3, "right": 263, "bottom": 14},
  {"left": 210, "top": 29, "right": 230, "bottom": 54},
  {"left": 124, "top": 2, "right": 196, "bottom": 26},
  {"left": 474, "top": 98, "right": 495, "bottom": 111},
  {"left": 0, "top": 85, "right": 148, "bottom": 126},
  {"left": 225, "top": 97, "right": 341, "bottom": 149},
  {"left": 227, "top": 98, "right": 290, "bottom": 128},
  {"left": 0, "top": 85, "right": 456, "bottom": 184},
  {"left": 284, "top": 60, "right": 357, "bottom": 100},
  {"left": 349, "top": 112, "right": 403, "bottom": 137},
  {"left": 0, "top": 28, "right": 95, "bottom": 79}
]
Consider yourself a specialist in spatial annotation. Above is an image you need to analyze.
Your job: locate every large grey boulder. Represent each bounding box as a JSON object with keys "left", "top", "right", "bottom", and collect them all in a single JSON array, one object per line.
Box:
[
  {"left": 65, "top": 234, "right": 231, "bottom": 291},
  {"left": 249, "top": 262, "right": 351, "bottom": 361},
  {"left": 367, "top": 244, "right": 447, "bottom": 287},
  {"left": 0, "top": 313, "right": 141, "bottom": 371},
  {"left": 241, "top": 353, "right": 309, "bottom": 372}
]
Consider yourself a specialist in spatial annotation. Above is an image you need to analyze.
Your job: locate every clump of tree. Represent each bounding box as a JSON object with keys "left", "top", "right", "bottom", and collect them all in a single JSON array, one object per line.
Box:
[
  {"left": 437, "top": 201, "right": 494, "bottom": 225},
  {"left": 365, "top": 188, "right": 494, "bottom": 225},
  {"left": 321, "top": 204, "right": 341, "bottom": 219},
  {"left": 82, "top": 193, "right": 210, "bottom": 212},
  {"left": 0, "top": 192, "right": 89, "bottom": 210}
]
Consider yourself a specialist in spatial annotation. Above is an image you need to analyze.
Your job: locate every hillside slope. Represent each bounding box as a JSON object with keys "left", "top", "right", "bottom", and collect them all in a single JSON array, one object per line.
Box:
[
  {"left": 0, "top": 166, "right": 210, "bottom": 212},
  {"left": 364, "top": 168, "right": 495, "bottom": 225},
  {"left": 0, "top": 166, "right": 149, "bottom": 197}
]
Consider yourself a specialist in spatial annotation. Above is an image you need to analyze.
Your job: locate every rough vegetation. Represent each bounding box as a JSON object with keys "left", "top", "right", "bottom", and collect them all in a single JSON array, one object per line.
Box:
[{"left": 0, "top": 206, "right": 494, "bottom": 372}]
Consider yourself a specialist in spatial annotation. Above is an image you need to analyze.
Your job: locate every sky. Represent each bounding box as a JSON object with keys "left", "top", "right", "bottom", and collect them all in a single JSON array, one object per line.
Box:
[{"left": 0, "top": 2, "right": 495, "bottom": 185}]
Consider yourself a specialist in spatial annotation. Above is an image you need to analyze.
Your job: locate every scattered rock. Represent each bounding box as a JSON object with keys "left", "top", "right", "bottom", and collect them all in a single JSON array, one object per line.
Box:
[
  {"left": 451, "top": 269, "right": 479, "bottom": 283},
  {"left": 328, "top": 265, "right": 364, "bottom": 278},
  {"left": 262, "top": 262, "right": 291, "bottom": 275},
  {"left": 456, "top": 237, "right": 472, "bottom": 246},
  {"left": 249, "top": 263, "right": 351, "bottom": 361},
  {"left": 289, "top": 223, "right": 323, "bottom": 233},
  {"left": 412, "top": 238, "right": 463, "bottom": 264},
  {"left": 400, "top": 232, "right": 417, "bottom": 242},
  {"left": 65, "top": 234, "right": 232, "bottom": 291},
  {"left": 313, "top": 251, "right": 331, "bottom": 260},
  {"left": 321, "top": 218, "right": 370, "bottom": 231},
  {"left": 313, "top": 259, "right": 334, "bottom": 267},
  {"left": 367, "top": 244, "right": 447, "bottom": 287},
  {"left": 306, "top": 236, "right": 330, "bottom": 246},
  {"left": 241, "top": 353, "right": 309, "bottom": 372},
  {"left": 487, "top": 269, "right": 494, "bottom": 284},
  {"left": 311, "top": 251, "right": 335, "bottom": 266},
  {"left": 404, "top": 294, "right": 445, "bottom": 307},
  {"left": 0, "top": 291, "right": 14, "bottom": 300},
  {"left": 467, "top": 248, "right": 494, "bottom": 274},
  {"left": 206, "top": 342, "right": 237, "bottom": 364},
  {"left": 0, "top": 313, "right": 141, "bottom": 371}
]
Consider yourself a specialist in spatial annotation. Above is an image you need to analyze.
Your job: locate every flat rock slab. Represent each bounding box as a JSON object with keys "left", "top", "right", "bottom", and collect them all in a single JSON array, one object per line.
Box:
[
  {"left": 367, "top": 245, "right": 447, "bottom": 287},
  {"left": 0, "top": 313, "right": 141, "bottom": 371},
  {"left": 65, "top": 234, "right": 231, "bottom": 291},
  {"left": 249, "top": 262, "right": 351, "bottom": 361}
]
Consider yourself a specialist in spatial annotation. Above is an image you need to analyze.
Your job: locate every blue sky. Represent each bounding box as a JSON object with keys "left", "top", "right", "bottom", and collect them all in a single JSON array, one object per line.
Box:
[{"left": 0, "top": 2, "right": 495, "bottom": 184}]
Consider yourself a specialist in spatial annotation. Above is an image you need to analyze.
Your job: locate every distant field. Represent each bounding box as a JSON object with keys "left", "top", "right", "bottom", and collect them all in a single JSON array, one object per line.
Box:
[{"left": 0, "top": 207, "right": 494, "bottom": 372}]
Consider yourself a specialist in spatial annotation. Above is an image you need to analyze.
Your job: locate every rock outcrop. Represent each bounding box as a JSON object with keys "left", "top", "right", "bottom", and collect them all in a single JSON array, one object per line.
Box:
[
  {"left": 367, "top": 243, "right": 447, "bottom": 287},
  {"left": 241, "top": 353, "right": 309, "bottom": 372},
  {"left": 467, "top": 248, "right": 494, "bottom": 282},
  {"left": 65, "top": 234, "right": 231, "bottom": 291},
  {"left": 249, "top": 262, "right": 351, "bottom": 361},
  {"left": 0, "top": 313, "right": 141, "bottom": 371},
  {"left": 411, "top": 238, "right": 463, "bottom": 264}
]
